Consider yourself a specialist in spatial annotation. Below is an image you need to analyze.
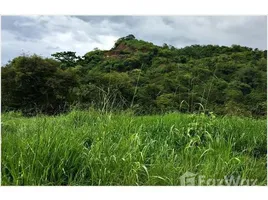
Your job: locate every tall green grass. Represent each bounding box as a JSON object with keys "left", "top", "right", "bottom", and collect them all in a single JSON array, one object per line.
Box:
[{"left": 1, "top": 110, "right": 267, "bottom": 185}]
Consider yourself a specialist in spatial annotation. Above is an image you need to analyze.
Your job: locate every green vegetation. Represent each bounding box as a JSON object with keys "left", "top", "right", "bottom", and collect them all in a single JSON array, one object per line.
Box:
[
  {"left": 1, "top": 110, "right": 266, "bottom": 185},
  {"left": 2, "top": 35, "right": 267, "bottom": 117},
  {"left": 1, "top": 35, "right": 267, "bottom": 186}
]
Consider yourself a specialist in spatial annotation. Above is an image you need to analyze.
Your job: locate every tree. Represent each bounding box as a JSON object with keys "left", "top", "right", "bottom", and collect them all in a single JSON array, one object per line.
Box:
[
  {"left": 125, "top": 34, "right": 135, "bottom": 40},
  {"left": 51, "top": 51, "right": 81, "bottom": 69},
  {"left": 1, "top": 55, "right": 78, "bottom": 115},
  {"left": 162, "top": 43, "right": 169, "bottom": 49}
]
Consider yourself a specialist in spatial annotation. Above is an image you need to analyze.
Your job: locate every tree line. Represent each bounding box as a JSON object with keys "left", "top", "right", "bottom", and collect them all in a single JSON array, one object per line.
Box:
[{"left": 2, "top": 35, "right": 267, "bottom": 117}]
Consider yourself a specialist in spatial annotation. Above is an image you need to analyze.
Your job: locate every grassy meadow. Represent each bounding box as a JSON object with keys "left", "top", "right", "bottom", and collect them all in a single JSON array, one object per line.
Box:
[{"left": 1, "top": 110, "right": 267, "bottom": 186}]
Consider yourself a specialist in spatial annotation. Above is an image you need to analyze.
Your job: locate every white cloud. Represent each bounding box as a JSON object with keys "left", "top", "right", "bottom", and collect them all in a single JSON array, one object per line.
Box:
[{"left": 1, "top": 15, "right": 267, "bottom": 65}]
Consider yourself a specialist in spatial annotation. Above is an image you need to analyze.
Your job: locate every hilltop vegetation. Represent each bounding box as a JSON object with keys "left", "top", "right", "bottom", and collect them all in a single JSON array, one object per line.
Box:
[{"left": 1, "top": 35, "right": 267, "bottom": 117}]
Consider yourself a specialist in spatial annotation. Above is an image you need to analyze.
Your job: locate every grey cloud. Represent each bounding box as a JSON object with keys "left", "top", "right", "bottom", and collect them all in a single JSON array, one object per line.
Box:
[
  {"left": 1, "top": 15, "right": 267, "bottom": 66},
  {"left": 2, "top": 16, "right": 47, "bottom": 40},
  {"left": 75, "top": 15, "right": 140, "bottom": 27},
  {"left": 46, "top": 46, "right": 60, "bottom": 51}
]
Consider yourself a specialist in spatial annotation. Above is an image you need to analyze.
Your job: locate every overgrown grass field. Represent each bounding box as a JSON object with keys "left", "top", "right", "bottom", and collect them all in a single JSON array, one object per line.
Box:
[{"left": 1, "top": 110, "right": 267, "bottom": 185}]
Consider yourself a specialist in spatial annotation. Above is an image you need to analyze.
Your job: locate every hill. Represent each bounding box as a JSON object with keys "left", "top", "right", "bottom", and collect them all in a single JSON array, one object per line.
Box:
[{"left": 1, "top": 34, "right": 267, "bottom": 117}]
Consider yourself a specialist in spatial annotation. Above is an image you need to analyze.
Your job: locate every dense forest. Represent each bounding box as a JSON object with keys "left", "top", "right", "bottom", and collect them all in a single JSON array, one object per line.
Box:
[{"left": 1, "top": 34, "right": 267, "bottom": 117}]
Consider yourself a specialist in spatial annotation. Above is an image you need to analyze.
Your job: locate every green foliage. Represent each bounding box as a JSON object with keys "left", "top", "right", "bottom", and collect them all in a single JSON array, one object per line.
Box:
[
  {"left": 1, "top": 111, "right": 266, "bottom": 185},
  {"left": 1, "top": 35, "right": 267, "bottom": 117},
  {"left": 156, "top": 93, "right": 178, "bottom": 112},
  {"left": 1, "top": 55, "right": 78, "bottom": 115},
  {"left": 51, "top": 51, "right": 81, "bottom": 69}
]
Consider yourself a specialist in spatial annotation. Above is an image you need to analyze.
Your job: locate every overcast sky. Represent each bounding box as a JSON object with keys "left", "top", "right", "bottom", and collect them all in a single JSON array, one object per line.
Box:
[{"left": 1, "top": 15, "right": 267, "bottom": 65}]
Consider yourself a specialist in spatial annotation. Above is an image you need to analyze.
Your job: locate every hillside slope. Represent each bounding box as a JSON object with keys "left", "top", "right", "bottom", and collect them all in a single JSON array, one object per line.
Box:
[{"left": 1, "top": 35, "right": 267, "bottom": 117}]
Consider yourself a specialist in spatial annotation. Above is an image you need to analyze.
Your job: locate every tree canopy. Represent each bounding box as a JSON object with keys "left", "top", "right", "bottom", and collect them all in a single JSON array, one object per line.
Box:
[{"left": 2, "top": 35, "right": 267, "bottom": 117}]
